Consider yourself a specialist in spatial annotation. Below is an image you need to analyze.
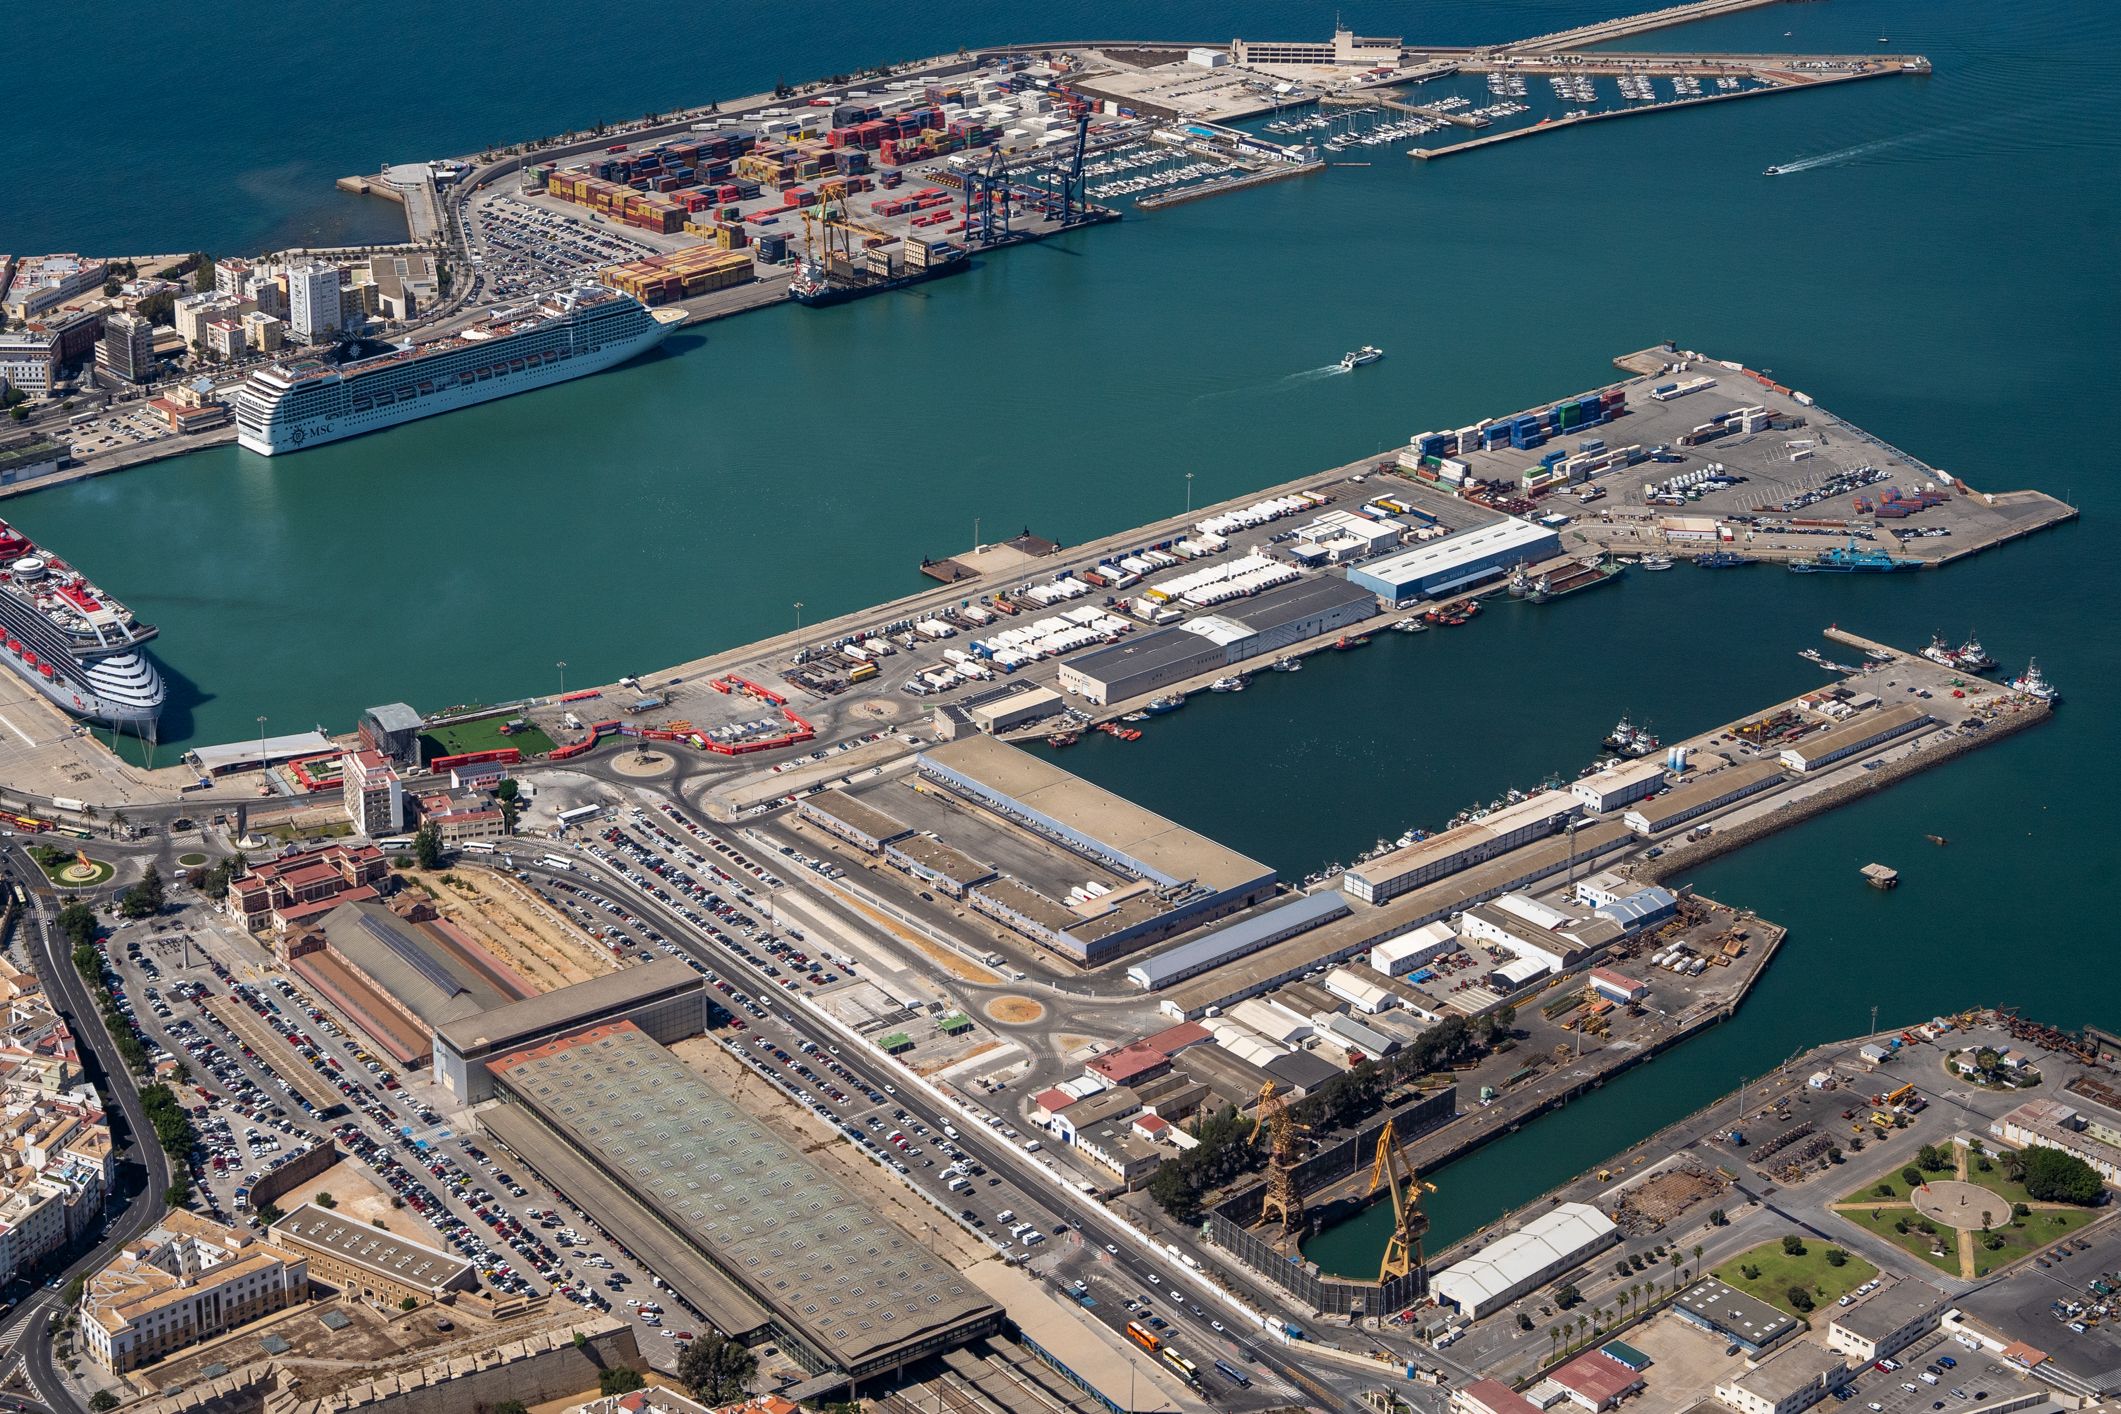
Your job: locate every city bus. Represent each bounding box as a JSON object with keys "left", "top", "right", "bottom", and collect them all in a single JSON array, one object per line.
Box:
[
  {"left": 1124, "top": 1321, "right": 1161, "bottom": 1353},
  {"left": 1212, "top": 1359, "right": 1253, "bottom": 1389}
]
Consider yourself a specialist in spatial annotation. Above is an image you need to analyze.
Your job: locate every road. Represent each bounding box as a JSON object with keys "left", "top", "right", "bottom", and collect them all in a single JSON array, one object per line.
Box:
[
  {"left": 0, "top": 851, "right": 177, "bottom": 1414},
  {"left": 510, "top": 804, "right": 1393, "bottom": 1413}
]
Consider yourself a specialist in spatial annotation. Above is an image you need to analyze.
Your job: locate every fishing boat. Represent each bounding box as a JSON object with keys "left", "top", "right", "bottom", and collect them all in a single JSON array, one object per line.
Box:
[
  {"left": 1602, "top": 713, "right": 1660, "bottom": 757},
  {"left": 1332, "top": 633, "right": 1372, "bottom": 650},
  {"left": 1339, "top": 345, "right": 1384, "bottom": 371},
  {"left": 2009, "top": 658, "right": 2059, "bottom": 703},
  {"left": 1787, "top": 538, "right": 1922, "bottom": 573},
  {"left": 1640, "top": 553, "right": 1676, "bottom": 571},
  {"left": 1864, "top": 647, "right": 1896, "bottom": 662},
  {"left": 1143, "top": 694, "right": 1186, "bottom": 715},
  {"left": 1209, "top": 676, "right": 1248, "bottom": 693},
  {"left": 1049, "top": 731, "right": 1080, "bottom": 747},
  {"left": 1693, "top": 550, "right": 1756, "bottom": 569},
  {"left": 1271, "top": 656, "right": 1302, "bottom": 672},
  {"left": 1392, "top": 618, "right": 1429, "bottom": 634}
]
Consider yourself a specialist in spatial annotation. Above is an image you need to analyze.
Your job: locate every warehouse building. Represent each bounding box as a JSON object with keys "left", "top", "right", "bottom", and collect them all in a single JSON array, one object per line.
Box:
[
  {"left": 1344, "top": 518, "right": 1561, "bottom": 607},
  {"left": 1825, "top": 1280, "right": 1945, "bottom": 1363},
  {"left": 796, "top": 791, "right": 912, "bottom": 853},
  {"left": 1431, "top": 1202, "right": 1618, "bottom": 1319},
  {"left": 1346, "top": 792, "right": 1579, "bottom": 904},
  {"left": 1057, "top": 576, "right": 1378, "bottom": 705},
  {"left": 430, "top": 958, "right": 707, "bottom": 1103},
  {"left": 883, "top": 834, "right": 996, "bottom": 898},
  {"left": 1676, "top": 1277, "right": 1800, "bottom": 1355},
  {"left": 1160, "top": 820, "right": 1632, "bottom": 1020},
  {"left": 285, "top": 899, "right": 532, "bottom": 1066},
  {"left": 1778, "top": 706, "right": 1934, "bottom": 773},
  {"left": 1623, "top": 763, "right": 1786, "bottom": 835},
  {"left": 1571, "top": 759, "right": 1668, "bottom": 814},
  {"left": 1371, "top": 920, "right": 1460, "bottom": 977},
  {"left": 1125, "top": 892, "right": 1348, "bottom": 990},
  {"left": 485, "top": 1023, "right": 1001, "bottom": 1377},
  {"left": 917, "top": 737, "right": 1277, "bottom": 964},
  {"left": 967, "top": 684, "right": 1064, "bottom": 734}
]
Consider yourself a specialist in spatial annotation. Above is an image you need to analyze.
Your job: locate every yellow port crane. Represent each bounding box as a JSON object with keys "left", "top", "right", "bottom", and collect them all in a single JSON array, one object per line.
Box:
[
  {"left": 1248, "top": 1082, "right": 1309, "bottom": 1233},
  {"left": 798, "top": 179, "right": 894, "bottom": 270},
  {"left": 1365, "top": 1117, "right": 1437, "bottom": 1283}
]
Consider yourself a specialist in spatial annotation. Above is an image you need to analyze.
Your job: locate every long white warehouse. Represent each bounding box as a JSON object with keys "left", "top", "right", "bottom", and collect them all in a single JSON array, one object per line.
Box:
[{"left": 1431, "top": 1201, "right": 1619, "bottom": 1320}]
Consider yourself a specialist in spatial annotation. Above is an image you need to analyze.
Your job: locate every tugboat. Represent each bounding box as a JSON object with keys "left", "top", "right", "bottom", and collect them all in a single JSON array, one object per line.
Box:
[
  {"left": 1339, "top": 345, "right": 1384, "bottom": 371},
  {"left": 1787, "top": 538, "right": 1922, "bottom": 573},
  {"left": 1602, "top": 713, "right": 1661, "bottom": 758},
  {"left": 1953, "top": 631, "right": 1996, "bottom": 673},
  {"left": 1921, "top": 633, "right": 1959, "bottom": 668},
  {"left": 2009, "top": 658, "right": 2060, "bottom": 703},
  {"left": 1143, "top": 694, "right": 1186, "bottom": 715}
]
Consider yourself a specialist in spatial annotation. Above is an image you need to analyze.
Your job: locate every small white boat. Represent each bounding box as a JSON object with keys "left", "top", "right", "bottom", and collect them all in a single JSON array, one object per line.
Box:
[{"left": 1339, "top": 345, "right": 1383, "bottom": 371}]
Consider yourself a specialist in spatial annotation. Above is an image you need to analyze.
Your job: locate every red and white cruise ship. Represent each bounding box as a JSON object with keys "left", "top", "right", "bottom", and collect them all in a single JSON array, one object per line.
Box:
[{"left": 0, "top": 520, "right": 165, "bottom": 730}]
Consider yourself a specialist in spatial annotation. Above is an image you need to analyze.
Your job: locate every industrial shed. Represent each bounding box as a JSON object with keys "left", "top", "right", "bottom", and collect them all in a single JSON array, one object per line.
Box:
[{"left": 1432, "top": 1202, "right": 1619, "bottom": 1319}]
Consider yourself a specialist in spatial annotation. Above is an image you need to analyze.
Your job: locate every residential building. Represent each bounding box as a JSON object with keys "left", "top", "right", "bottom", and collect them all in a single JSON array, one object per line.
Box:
[
  {"left": 0, "top": 331, "right": 57, "bottom": 397},
  {"left": 38, "top": 308, "right": 105, "bottom": 370},
  {"left": 78, "top": 1213, "right": 307, "bottom": 1372},
  {"left": 242, "top": 310, "right": 285, "bottom": 353},
  {"left": 343, "top": 749, "right": 405, "bottom": 836},
  {"left": 97, "top": 311, "right": 159, "bottom": 384},
  {"left": 213, "top": 257, "right": 256, "bottom": 298},
  {"left": 0, "top": 1082, "right": 113, "bottom": 1285},
  {"left": 288, "top": 263, "right": 342, "bottom": 343},
  {"left": 223, "top": 841, "right": 390, "bottom": 935},
  {"left": 205, "top": 317, "right": 247, "bottom": 362},
  {"left": 173, "top": 290, "right": 247, "bottom": 351}
]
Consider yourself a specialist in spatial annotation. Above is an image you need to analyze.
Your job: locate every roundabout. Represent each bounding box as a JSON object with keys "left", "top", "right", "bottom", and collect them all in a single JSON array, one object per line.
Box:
[
  {"left": 984, "top": 995, "right": 1047, "bottom": 1026},
  {"left": 610, "top": 747, "right": 678, "bottom": 780},
  {"left": 44, "top": 855, "right": 115, "bottom": 889},
  {"left": 1911, "top": 1179, "right": 2014, "bottom": 1232}
]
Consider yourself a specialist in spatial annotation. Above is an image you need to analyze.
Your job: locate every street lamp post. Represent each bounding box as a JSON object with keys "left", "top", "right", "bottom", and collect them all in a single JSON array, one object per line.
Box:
[
  {"left": 1185, "top": 471, "right": 1195, "bottom": 514},
  {"left": 794, "top": 601, "right": 805, "bottom": 631},
  {"left": 255, "top": 715, "right": 268, "bottom": 786},
  {"left": 556, "top": 660, "right": 568, "bottom": 697}
]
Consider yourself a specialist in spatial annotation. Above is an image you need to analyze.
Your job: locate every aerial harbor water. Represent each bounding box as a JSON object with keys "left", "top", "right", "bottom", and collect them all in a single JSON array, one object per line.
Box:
[{"left": 4, "top": 0, "right": 2115, "bottom": 1286}]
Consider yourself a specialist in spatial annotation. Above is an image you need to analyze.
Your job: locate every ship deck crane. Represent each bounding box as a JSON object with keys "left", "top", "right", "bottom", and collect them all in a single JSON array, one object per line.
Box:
[{"left": 1365, "top": 1117, "right": 1436, "bottom": 1283}]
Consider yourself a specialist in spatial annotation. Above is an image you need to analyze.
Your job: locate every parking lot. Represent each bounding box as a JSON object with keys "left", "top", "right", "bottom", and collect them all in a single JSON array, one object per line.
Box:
[
  {"left": 99, "top": 909, "right": 714, "bottom": 1373},
  {"left": 1835, "top": 1329, "right": 2048, "bottom": 1414},
  {"left": 464, "top": 194, "right": 668, "bottom": 300},
  {"left": 66, "top": 406, "right": 175, "bottom": 459}
]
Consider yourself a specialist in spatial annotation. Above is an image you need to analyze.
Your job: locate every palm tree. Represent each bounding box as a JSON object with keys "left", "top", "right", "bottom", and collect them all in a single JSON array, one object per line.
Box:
[
  {"left": 1616, "top": 1291, "right": 1631, "bottom": 1320},
  {"left": 1693, "top": 1243, "right": 1705, "bottom": 1264},
  {"left": 1549, "top": 1326, "right": 1561, "bottom": 1359}
]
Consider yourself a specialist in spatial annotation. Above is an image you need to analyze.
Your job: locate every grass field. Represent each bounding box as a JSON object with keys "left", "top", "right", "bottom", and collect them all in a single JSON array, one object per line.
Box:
[
  {"left": 1713, "top": 1238, "right": 1878, "bottom": 1317},
  {"left": 1966, "top": 1208, "right": 2098, "bottom": 1277},
  {"left": 421, "top": 716, "right": 556, "bottom": 760},
  {"left": 1837, "top": 1204, "right": 1962, "bottom": 1277},
  {"left": 1843, "top": 1169, "right": 1934, "bottom": 1205},
  {"left": 177, "top": 852, "right": 209, "bottom": 867}
]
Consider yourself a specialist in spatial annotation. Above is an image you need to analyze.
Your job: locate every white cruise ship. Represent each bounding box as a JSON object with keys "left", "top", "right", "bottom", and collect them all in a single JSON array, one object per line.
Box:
[
  {"left": 0, "top": 520, "right": 165, "bottom": 730},
  {"left": 234, "top": 285, "right": 684, "bottom": 456}
]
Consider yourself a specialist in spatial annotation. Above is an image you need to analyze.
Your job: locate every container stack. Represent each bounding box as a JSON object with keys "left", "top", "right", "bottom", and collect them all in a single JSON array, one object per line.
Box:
[{"left": 600, "top": 248, "right": 755, "bottom": 305}]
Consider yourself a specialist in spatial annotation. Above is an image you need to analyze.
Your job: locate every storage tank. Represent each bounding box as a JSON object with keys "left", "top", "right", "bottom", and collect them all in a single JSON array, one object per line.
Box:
[{"left": 1667, "top": 745, "right": 1690, "bottom": 771}]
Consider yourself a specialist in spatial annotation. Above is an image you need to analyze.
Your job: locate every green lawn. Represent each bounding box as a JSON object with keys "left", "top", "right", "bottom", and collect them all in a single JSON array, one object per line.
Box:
[
  {"left": 176, "top": 852, "right": 208, "bottom": 867},
  {"left": 1713, "top": 1238, "right": 1878, "bottom": 1318},
  {"left": 419, "top": 717, "right": 556, "bottom": 760},
  {"left": 1965, "top": 1207, "right": 2099, "bottom": 1278},
  {"left": 1842, "top": 1167, "right": 1937, "bottom": 1205},
  {"left": 1834, "top": 1205, "right": 1961, "bottom": 1277},
  {"left": 28, "top": 849, "right": 114, "bottom": 888}
]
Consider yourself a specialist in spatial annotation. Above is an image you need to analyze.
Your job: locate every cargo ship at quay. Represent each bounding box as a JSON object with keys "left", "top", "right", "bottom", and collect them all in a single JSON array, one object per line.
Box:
[
  {"left": 233, "top": 285, "right": 683, "bottom": 456},
  {"left": 0, "top": 520, "right": 165, "bottom": 730}
]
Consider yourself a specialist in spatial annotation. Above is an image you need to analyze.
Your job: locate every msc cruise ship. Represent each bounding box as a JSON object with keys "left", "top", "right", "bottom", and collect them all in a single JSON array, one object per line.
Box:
[
  {"left": 234, "top": 285, "right": 684, "bottom": 456},
  {"left": 0, "top": 520, "right": 165, "bottom": 730}
]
